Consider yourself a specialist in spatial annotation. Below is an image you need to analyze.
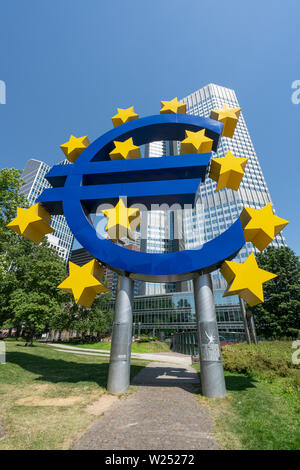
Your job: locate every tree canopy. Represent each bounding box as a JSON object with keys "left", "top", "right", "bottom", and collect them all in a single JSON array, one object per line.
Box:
[
  {"left": 0, "top": 168, "right": 113, "bottom": 344},
  {"left": 251, "top": 246, "right": 300, "bottom": 339}
]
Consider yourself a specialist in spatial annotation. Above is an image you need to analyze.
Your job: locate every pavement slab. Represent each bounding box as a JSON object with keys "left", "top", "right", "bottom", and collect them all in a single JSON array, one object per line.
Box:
[{"left": 73, "top": 361, "right": 219, "bottom": 450}]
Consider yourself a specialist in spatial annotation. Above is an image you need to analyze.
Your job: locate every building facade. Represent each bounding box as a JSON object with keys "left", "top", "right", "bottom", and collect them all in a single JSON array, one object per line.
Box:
[
  {"left": 132, "top": 83, "right": 286, "bottom": 340},
  {"left": 140, "top": 140, "right": 185, "bottom": 295},
  {"left": 140, "top": 84, "right": 286, "bottom": 294},
  {"left": 20, "top": 158, "right": 74, "bottom": 260},
  {"left": 132, "top": 290, "right": 244, "bottom": 339},
  {"left": 181, "top": 83, "right": 286, "bottom": 290}
]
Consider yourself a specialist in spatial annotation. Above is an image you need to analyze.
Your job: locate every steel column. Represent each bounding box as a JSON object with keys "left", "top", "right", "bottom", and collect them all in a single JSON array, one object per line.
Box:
[
  {"left": 248, "top": 311, "right": 258, "bottom": 345},
  {"left": 193, "top": 273, "right": 226, "bottom": 398},
  {"left": 239, "top": 297, "right": 251, "bottom": 344},
  {"left": 107, "top": 275, "right": 134, "bottom": 394}
]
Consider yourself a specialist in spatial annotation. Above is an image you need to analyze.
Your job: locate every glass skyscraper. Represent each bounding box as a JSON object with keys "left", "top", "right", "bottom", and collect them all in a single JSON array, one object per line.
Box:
[
  {"left": 140, "top": 83, "right": 286, "bottom": 295},
  {"left": 21, "top": 158, "right": 74, "bottom": 260},
  {"left": 181, "top": 83, "right": 286, "bottom": 290},
  {"left": 140, "top": 141, "right": 185, "bottom": 295}
]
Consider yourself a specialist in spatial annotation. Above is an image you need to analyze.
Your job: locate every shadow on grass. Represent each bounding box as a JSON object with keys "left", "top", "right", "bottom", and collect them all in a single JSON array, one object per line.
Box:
[
  {"left": 224, "top": 373, "right": 257, "bottom": 392},
  {"left": 7, "top": 349, "right": 255, "bottom": 395},
  {"left": 7, "top": 351, "right": 145, "bottom": 388},
  {"left": 195, "top": 369, "right": 257, "bottom": 393}
]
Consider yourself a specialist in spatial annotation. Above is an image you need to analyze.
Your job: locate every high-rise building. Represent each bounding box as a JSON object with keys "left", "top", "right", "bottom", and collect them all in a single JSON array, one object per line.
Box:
[
  {"left": 180, "top": 83, "right": 286, "bottom": 290},
  {"left": 20, "top": 158, "right": 74, "bottom": 260},
  {"left": 139, "top": 83, "right": 286, "bottom": 297},
  {"left": 140, "top": 141, "right": 185, "bottom": 295}
]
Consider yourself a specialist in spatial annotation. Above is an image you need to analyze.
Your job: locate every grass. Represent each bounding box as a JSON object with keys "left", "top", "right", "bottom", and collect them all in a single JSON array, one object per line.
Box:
[
  {"left": 0, "top": 340, "right": 147, "bottom": 450},
  {"left": 194, "top": 341, "right": 300, "bottom": 450},
  {"left": 61, "top": 340, "right": 171, "bottom": 354}
]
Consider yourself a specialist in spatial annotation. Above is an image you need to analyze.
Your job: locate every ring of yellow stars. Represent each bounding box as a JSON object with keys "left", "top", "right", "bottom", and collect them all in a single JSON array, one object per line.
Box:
[
  {"left": 60, "top": 135, "right": 90, "bottom": 163},
  {"left": 220, "top": 253, "right": 277, "bottom": 306},
  {"left": 109, "top": 138, "right": 141, "bottom": 160},
  {"left": 7, "top": 203, "right": 54, "bottom": 244},
  {"left": 180, "top": 129, "right": 213, "bottom": 154},
  {"left": 112, "top": 106, "right": 139, "bottom": 128},
  {"left": 57, "top": 260, "right": 109, "bottom": 308},
  {"left": 210, "top": 104, "right": 241, "bottom": 138},
  {"left": 102, "top": 199, "right": 140, "bottom": 242},
  {"left": 240, "top": 203, "right": 289, "bottom": 251},
  {"left": 160, "top": 97, "right": 186, "bottom": 114},
  {"left": 209, "top": 150, "right": 248, "bottom": 191}
]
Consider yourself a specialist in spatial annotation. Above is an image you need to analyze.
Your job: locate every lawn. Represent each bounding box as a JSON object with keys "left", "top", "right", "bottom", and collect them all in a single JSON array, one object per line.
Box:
[
  {"left": 0, "top": 340, "right": 147, "bottom": 450},
  {"left": 194, "top": 341, "right": 300, "bottom": 450},
  {"left": 62, "top": 340, "right": 171, "bottom": 354}
]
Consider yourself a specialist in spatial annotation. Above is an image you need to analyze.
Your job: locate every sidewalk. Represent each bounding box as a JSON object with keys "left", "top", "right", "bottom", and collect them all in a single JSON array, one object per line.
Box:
[
  {"left": 73, "top": 361, "right": 219, "bottom": 450},
  {"left": 47, "top": 343, "right": 192, "bottom": 365}
]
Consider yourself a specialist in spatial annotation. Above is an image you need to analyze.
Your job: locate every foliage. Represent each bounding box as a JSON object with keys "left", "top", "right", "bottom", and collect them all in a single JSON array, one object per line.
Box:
[
  {"left": 0, "top": 168, "right": 113, "bottom": 343},
  {"left": 221, "top": 340, "right": 299, "bottom": 383},
  {"left": 195, "top": 341, "right": 300, "bottom": 449},
  {"left": 138, "top": 335, "right": 151, "bottom": 343},
  {"left": 250, "top": 246, "right": 300, "bottom": 339},
  {"left": 51, "top": 290, "right": 113, "bottom": 340},
  {"left": 1, "top": 239, "right": 69, "bottom": 344},
  {"left": 0, "top": 167, "right": 28, "bottom": 226}
]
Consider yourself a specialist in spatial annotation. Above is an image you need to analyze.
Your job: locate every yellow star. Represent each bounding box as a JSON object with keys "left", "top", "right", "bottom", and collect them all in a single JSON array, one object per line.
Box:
[
  {"left": 60, "top": 135, "right": 90, "bottom": 163},
  {"left": 209, "top": 150, "right": 248, "bottom": 191},
  {"left": 210, "top": 104, "right": 241, "bottom": 138},
  {"left": 180, "top": 129, "right": 213, "bottom": 154},
  {"left": 160, "top": 97, "right": 186, "bottom": 114},
  {"left": 109, "top": 138, "right": 141, "bottom": 160},
  {"left": 240, "top": 203, "right": 289, "bottom": 251},
  {"left": 220, "top": 253, "right": 277, "bottom": 306},
  {"left": 102, "top": 199, "right": 140, "bottom": 242},
  {"left": 57, "top": 260, "right": 109, "bottom": 308},
  {"left": 7, "top": 203, "right": 54, "bottom": 244},
  {"left": 111, "top": 106, "right": 139, "bottom": 127}
]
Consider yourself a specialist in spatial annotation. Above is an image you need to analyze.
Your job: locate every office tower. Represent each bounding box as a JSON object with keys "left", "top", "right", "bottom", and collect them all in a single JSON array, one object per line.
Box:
[
  {"left": 140, "top": 84, "right": 286, "bottom": 295},
  {"left": 20, "top": 158, "right": 74, "bottom": 260},
  {"left": 180, "top": 83, "right": 286, "bottom": 289},
  {"left": 139, "top": 141, "right": 185, "bottom": 295}
]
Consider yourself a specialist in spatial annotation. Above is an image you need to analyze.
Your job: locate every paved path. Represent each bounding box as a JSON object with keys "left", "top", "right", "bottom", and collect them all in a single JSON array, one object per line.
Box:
[
  {"left": 47, "top": 343, "right": 192, "bottom": 365},
  {"left": 73, "top": 361, "right": 218, "bottom": 450}
]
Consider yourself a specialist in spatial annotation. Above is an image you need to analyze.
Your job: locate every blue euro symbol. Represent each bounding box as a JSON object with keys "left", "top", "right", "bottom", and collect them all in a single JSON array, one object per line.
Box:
[{"left": 38, "top": 114, "right": 245, "bottom": 282}]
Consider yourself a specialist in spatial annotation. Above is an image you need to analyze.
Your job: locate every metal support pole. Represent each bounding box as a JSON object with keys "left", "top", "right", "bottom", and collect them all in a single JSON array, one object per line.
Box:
[
  {"left": 107, "top": 275, "right": 134, "bottom": 394},
  {"left": 247, "top": 311, "right": 258, "bottom": 345},
  {"left": 193, "top": 273, "right": 226, "bottom": 398},
  {"left": 239, "top": 297, "right": 251, "bottom": 345}
]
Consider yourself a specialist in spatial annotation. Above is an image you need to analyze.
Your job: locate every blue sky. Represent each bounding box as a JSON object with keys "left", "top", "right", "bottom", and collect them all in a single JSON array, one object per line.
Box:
[{"left": 0, "top": 0, "right": 299, "bottom": 254}]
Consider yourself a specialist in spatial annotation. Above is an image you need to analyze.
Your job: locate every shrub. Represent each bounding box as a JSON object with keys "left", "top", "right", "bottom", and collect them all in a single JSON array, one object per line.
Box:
[
  {"left": 221, "top": 341, "right": 299, "bottom": 381},
  {"left": 138, "top": 336, "right": 151, "bottom": 343}
]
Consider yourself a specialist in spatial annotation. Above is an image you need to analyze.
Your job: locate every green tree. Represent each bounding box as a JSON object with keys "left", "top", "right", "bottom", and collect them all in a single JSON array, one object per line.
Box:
[
  {"left": 3, "top": 241, "right": 69, "bottom": 344},
  {"left": 0, "top": 167, "right": 113, "bottom": 344},
  {"left": 0, "top": 168, "right": 29, "bottom": 327},
  {"left": 250, "top": 246, "right": 300, "bottom": 339},
  {"left": 0, "top": 168, "right": 28, "bottom": 227},
  {"left": 0, "top": 168, "right": 69, "bottom": 343},
  {"left": 51, "top": 287, "right": 113, "bottom": 341}
]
